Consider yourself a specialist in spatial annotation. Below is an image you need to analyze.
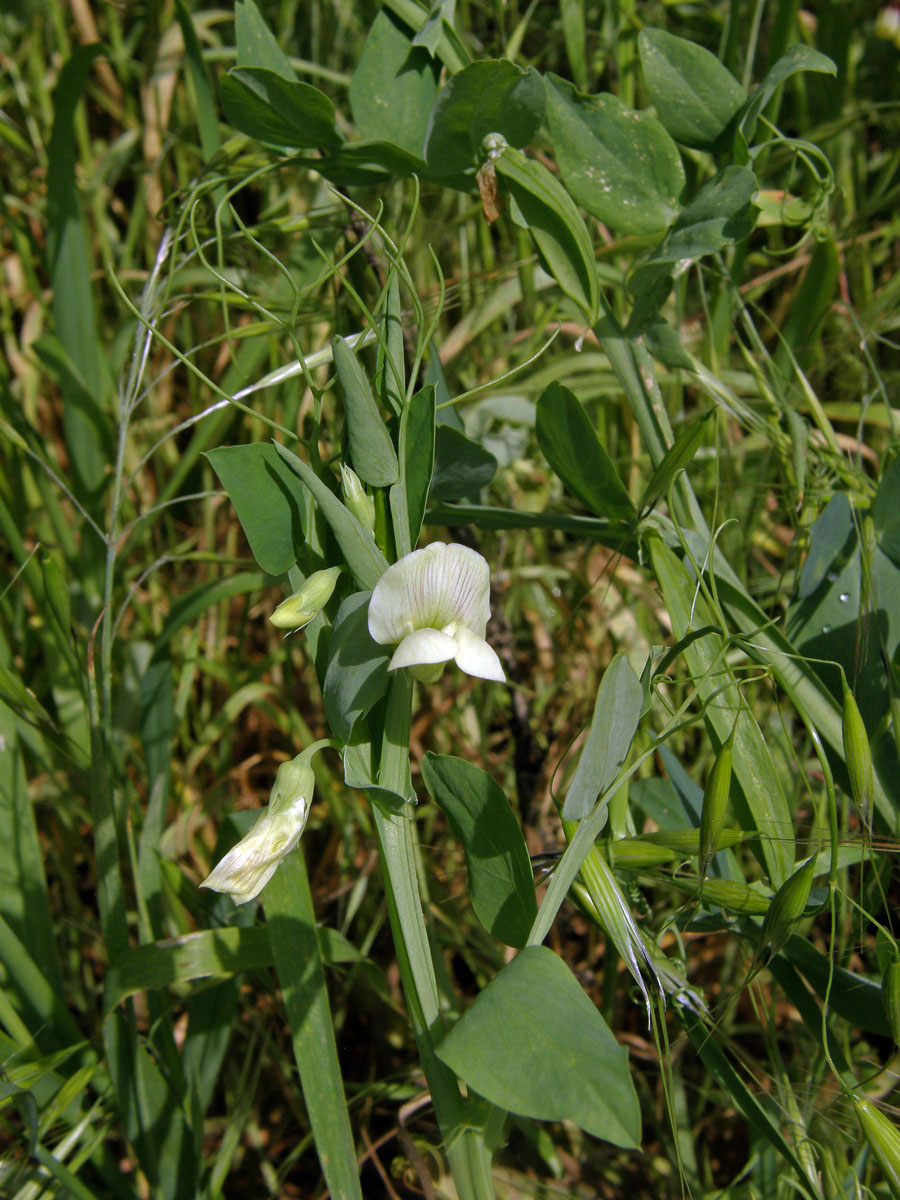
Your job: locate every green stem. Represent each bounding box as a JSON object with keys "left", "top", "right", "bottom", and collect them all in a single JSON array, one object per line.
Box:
[{"left": 373, "top": 673, "right": 495, "bottom": 1198}]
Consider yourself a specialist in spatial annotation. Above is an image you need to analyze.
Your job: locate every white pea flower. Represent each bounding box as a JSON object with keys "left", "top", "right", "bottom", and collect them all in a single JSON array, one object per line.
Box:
[
  {"left": 367, "top": 542, "right": 505, "bottom": 684},
  {"left": 201, "top": 753, "right": 315, "bottom": 904}
]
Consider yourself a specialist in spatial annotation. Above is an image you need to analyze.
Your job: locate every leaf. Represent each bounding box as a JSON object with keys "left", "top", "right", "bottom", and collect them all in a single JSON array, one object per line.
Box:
[
  {"left": 332, "top": 335, "right": 399, "bottom": 487},
  {"left": 739, "top": 45, "right": 836, "bottom": 142},
  {"left": 544, "top": 74, "right": 684, "bottom": 235},
  {"left": 493, "top": 145, "right": 600, "bottom": 322},
  {"left": 638, "top": 28, "right": 747, "bottom": 150},
  {"left": 349, "top": 9, "right": 440, "bottom": 156},
  {"left": 536, "top": 382, "right": 634, "bottom": 520},
  {"left": 436, "top": 945, "right": 641, "bottom": 1147},
  {"left": 323, "top": 593, "right": 391, "bottom": 743},
  {"left": 873, "top": 457, "right": 900, "bottom": 570},
  {"left": 796, "top": 492, "right": 853, "bottom": 599},
  {"left": 637, "top": 409, "right": 715, "bottom": 514},
  {"left": 207, "top": 443, "right": 305, "bottom": 575},
  {"left": 429, "top": 426, "right": 498, "bottom": 501},
  {"left": 424, "top": 60, "right": 545, "bottom": 183},
  {"left": 273, "top": 442, "right": 388, "bottom": 591},
  {"left": 316, "top": 139, "right": 427, "bottom": 186},
  {"left": 421, "top": 754, "right": 536, "bottom": 947},
  {"left": 563, "top": 654, "right": 643, "bottom": 820},
  {"left": 234, "top": 0, "right": 297, "bottom": 79},
  {"left": 221, "top": 67, "right": 342, "bottom": 149},
  {"left": 46, "top": 44, "right": 111, "bottom": 504},
  {"left": 400, "top": 384, "right": 436, "bottom": 546}
]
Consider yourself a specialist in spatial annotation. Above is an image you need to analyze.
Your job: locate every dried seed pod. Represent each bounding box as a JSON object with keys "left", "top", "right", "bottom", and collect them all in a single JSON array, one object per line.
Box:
[
  {"left": 758, "top": 854, "right": 817, "bottom": 961},
  {"left": 699, "top": 727, "right": 735, "bottom": 885},
  {"left": 853, "top": 1094, "right": 900, "bottom": 1200},
  {"left": 882, "top": 958, "right": 900, "bottom": 1049},
  {"left": 842, "top": 680, "right": 874, "bottom": 832}
]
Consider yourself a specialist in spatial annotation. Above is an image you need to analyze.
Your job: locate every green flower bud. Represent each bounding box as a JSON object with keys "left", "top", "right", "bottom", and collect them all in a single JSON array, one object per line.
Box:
[
  {"left": 270, "top": 567, "right": 341, "bottom": 630},
  {"left": 842, "top": 679, "right": 874, "bottom": 831},
  {"left": 340, "top": 464, "right": 376, "bottom": 534}
]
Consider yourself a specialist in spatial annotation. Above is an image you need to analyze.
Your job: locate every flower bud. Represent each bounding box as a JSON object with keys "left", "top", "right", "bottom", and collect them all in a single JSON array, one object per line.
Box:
[
  {"left": 842, "top": 680, "right": 874, "bottom": 832},
  {"left": 269, "top": 566, "right": 341, "bottom": 630},
  {"left": 340, "top": 464, "right": 376, "bottom": 534},
  {"left": 200, "top": 749, "right": 320, "bottom": 904}
]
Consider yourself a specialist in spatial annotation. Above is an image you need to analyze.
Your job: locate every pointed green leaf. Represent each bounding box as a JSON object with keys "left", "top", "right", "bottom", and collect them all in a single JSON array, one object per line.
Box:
[
  {"left": 207, "top": 443, "right": 306, "bottom": 575},
  {"left": 739, "top": 45, "right": 836, "bottom": 142},
  {"left": 422, "top": 754, "right": 536, "bottom": 947},
  {"left": 536, "top": 382, "right": 634, "bottom": 520},
  {"left": 333, "top": 335, "right": 399, "bottom": 488},
  {"left": 637, "top": 409, "right": 715, "bottom": 515},
  {"left": 494, "top": 145, "right": 600, "bottom": 322},
  {"left": 273, "top": 442, "right": 388, "bottom": 590},
  {"left": 349, "top": 9, "right": 440, "bottom": 156},
  {"left": 563, "top": 654, "right": 643, "bottom": 820},
  {"left": 436, "top": 945, "right": 641, "bottom": 1147},
  {"left": 234, "top": 0, "right": 297, "bottom": 79},
  {"left": 639, "top": 28, "right": 746, "bottom": 150},
  {"left": 221, "top": 67, "right": 342, "bottom": 149}
]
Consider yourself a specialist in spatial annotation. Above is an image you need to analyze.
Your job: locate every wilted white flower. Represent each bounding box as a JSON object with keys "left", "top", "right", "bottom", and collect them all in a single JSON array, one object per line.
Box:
[
  {"left": 201, "top": 753, "right": 316, "bottom": 904},
  {"left": 367, "top": 542, "right": 505, "bottom": 683},
  {"left": 270, "top": 566, "right": 341, "bottom": 630}
]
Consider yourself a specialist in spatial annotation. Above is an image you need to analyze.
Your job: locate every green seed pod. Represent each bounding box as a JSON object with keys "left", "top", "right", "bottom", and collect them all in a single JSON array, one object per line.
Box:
[
  {"left": 842, "top": 680, "right": 874, "bottom": 830},
  {"left": 270, "top": 567, "right": 341, "bottom": 630},
  {"left": 608, "top": 838, "right": 677, "bottom": 868},
  {"left": 40, "top": 551, "right": 71, "bottom": 641},
  {"left": 699, "top": 733, "right": 734, "bottom": 881},
  {"left": 340, "top": 464, "right": 376, "bottom": 534},
  {"left": 882, "top": 959, "right": 900, "bottom": 1049},
  {"left": 668, "top": 875, "right": 771, "bottom": 916},
  {"left": 853, "top": 1094, "right": 900, "bottom": 1200},
  {"left": 758, "top": 854, "right": 816, "bottom": 961}
]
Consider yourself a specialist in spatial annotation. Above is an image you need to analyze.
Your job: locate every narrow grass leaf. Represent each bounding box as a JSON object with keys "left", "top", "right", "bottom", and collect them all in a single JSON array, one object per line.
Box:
[
  {"left": 678, "top": 1008, "right": 811, "bottom": 1177},
  {"left": 563, "top": 653, "right": 643, "bottom": 820},
  {"left": 536, "top": 382, "right": 634, "bottom": 520},
  {"left": 560, "top": 0, "right": 588, "bottom": 90},
  {"left": 266, "top": 855, "right": 364, "bottom": 1200},
  {"left": 436, "top": 945, "right": 641, "bottom": 1147},
  {"left": 649, "top": 536, "right": 794, "bottom": 886},
  {"left": 422, "top": 754, "right": 536, "bottom": 946},
  {"left": 638, "top": 410, "right": 714, "bottom": 514}
]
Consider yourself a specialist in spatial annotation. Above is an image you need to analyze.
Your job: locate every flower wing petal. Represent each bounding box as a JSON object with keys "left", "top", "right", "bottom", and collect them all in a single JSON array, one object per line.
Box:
[
  {"left": 388, "top": 627, "right": 457, "bottom": 670},
  {"left": 452, "top": 625, "right": 506, "bottom": 681}
]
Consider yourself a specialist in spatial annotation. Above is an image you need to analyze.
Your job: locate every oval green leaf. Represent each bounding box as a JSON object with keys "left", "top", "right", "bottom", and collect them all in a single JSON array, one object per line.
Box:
[{"left": 638, "top": 28, "right": 746, "bottom": 150}]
